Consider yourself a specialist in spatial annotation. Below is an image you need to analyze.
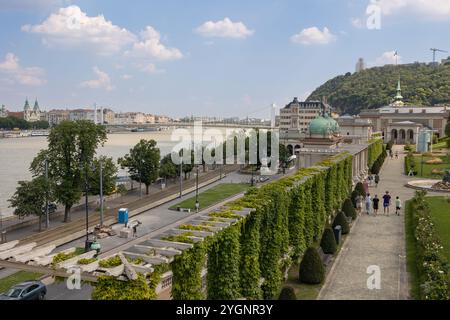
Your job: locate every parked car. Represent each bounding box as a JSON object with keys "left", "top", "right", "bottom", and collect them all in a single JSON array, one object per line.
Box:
[{"left": 0, "top": 280, "right": 47, "bottom": 300}]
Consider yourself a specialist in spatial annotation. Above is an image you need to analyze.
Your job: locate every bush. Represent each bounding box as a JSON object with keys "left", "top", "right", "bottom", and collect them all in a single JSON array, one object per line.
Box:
[
  {"left": 342, "top": 198, "right": 357, "bottom": 220},
  {"left": 350, "top": 190, "right": 359, "bottom": 208},
  {"left": 299, "top": 247, "right": 325, "bottom": 284},
  {"left": 320, "top": 228, "right": 337, "bottom": 254},
  {"left": 354, "top": 182, "right": 365, "bottom": 197},
  {"left": 333, "top": 212, "right": 350, "bottom": 235},
  {"left": 278, "top": 286, "right": 297, "bottom": 300}
]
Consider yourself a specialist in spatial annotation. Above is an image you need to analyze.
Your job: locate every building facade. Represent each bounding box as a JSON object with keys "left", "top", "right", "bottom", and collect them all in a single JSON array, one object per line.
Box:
[
  {"left": 46, "top": 109, "right": 70, "bottom": 126},
  {"left": 0, "top": 105, "right": 7, "bottom": 118},
  {"left": 359, "top": 80, "right": 450, "bottom": 144},
  {"left": 337, "top": 115, "right": 373, "bottom": 142},
  {"left": 23, "top": 99, "right": 43, "bottom": 122},
  {"left": 279, "top": 97, "right": 332, "bottom": 136}
]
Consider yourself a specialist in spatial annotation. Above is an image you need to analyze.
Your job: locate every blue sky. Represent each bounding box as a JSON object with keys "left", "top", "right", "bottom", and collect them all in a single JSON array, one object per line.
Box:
[{"left": 0, "top": 0, "right": 449, "bottom": 118}]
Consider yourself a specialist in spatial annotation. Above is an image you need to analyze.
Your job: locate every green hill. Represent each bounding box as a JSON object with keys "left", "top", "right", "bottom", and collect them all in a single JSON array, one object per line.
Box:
[{"left": 307, "top": 63, "right": 450, "bottom": 115}]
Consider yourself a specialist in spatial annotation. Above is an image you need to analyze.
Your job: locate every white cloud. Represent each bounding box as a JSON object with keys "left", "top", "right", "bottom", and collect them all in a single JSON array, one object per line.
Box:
[
  {"left": 80, "top": 66, "right": 113, "bottom": 91},
  {"left": 378, "top": 0, "right": 450, "bottom": 19},
  {"left": 195, "top": 17, "right": 254, "bottom": 39},
  {"left": 22, "top": 5, "right": 136, "bottom": 55},
  {"left": 121, "top": 74, "right": 132, "bottom": 80},
  {"left": 138, "top": 63, "right": 165, "bottom": 74},
  {"left": 127, "top": 26, "right": 183, "bottom": 61},
  {"left": 290, "top": 27, "right": 336, "bottom": 45},
  {"left": 351, "top": 18, "right": 365, "bottom": 29},
  {"left": 375, "top": 51, "right": 402, "bottom": 65},
  {"left": 0, "top": 53, "right": 46, "bottom": 86}
]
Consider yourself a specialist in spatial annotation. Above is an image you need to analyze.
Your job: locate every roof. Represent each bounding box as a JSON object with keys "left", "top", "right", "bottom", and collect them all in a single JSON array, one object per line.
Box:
[{"left": 361, "top": 105, "right": 449, "bottom": 115}]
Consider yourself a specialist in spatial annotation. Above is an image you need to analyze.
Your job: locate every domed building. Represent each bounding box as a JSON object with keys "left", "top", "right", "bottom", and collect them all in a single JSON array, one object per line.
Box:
[{"left": 308, "top": 114, "right": 340, "bottom": 138}]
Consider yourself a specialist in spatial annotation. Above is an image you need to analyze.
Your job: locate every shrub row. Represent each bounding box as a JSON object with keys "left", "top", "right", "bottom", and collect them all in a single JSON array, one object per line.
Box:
[
  {"left": 409, "top": 191, "right": 450, "bottom": 300},
  {"left": 368, "top": 139, "right": 384, "bottom": 168}
]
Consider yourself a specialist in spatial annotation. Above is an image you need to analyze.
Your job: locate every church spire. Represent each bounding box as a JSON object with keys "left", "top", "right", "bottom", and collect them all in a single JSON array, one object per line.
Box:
[
  {"left": 391, "top": 77, "right": 404, "bottom": 107},
  {"left": 33, "top": 98, "right": 40, "bottom": 112},
  {"left": 24, "top": 98, "right": 30, "bottom": 111}
]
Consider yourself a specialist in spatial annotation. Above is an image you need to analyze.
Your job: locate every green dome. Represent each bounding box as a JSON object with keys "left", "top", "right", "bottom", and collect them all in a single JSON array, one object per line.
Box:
[{"left": 309, "top": 115, "right": 340, "bottom": 136}]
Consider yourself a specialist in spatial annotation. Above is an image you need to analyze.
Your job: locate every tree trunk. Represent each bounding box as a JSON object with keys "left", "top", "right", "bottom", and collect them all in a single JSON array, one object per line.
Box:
[
  {"left": 146, "top": 184, "right": 150, "bottom": 195},
  {"left": 64, "top": 205, "right": 71, "bottom": 222},
  {"left": 38, "top": 215, "right": 42, "bottom": 232}
]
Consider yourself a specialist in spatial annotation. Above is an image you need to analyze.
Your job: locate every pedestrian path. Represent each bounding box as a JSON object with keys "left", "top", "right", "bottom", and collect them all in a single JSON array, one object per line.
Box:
[{"left": 319, "top": 146, "right": 439, "bottom": 300}]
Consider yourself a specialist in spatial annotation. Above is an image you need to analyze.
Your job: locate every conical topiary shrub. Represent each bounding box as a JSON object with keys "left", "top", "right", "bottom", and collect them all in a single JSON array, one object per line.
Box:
[
  {"left": 333, "top": 211, "right": 350, "bottom": 235},
  {"left": 320, "top": 228, "right": 337, "bottom": 254},
  {"left": 299, "top": 247, "right": 325, "bottom": 284},
  {"left": 351, "top": 190, "right": 359, "bottom": 208},
  {"left": 355, "top": 182, "right": 366, "bottom": 197},
  {"left": 342, "top": 198, "right": 357, "bottom": 220},
  {"left": 278, "top": 286, "right": 297, "bottom": 300}
]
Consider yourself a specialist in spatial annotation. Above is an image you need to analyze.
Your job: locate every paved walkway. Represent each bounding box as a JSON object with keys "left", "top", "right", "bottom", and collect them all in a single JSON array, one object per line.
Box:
[{"left": 319, "top": 146, "right": 440, "bottom": 300}]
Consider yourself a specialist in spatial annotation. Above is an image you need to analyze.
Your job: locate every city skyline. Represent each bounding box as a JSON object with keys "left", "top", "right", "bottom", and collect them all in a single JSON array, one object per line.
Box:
[{"left": 1, "top": 0, "right": 450, "bottom": 118}]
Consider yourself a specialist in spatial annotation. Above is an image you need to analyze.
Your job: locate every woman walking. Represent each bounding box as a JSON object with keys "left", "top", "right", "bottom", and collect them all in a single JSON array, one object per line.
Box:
[
  {"left": 365, "top": 193, "right": 372, "bottom": 215},
  {"left": 395, "top": 196, "right": 402, "bottom": 216}
]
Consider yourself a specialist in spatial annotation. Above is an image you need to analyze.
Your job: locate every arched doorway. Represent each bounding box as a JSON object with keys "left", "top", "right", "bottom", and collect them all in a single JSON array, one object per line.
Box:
[
  {"left": 399, "top": 129, "right": 406, "bottom": 144},
  {"left": 391, "top": 129, "right": 398, "bottom": 143},
  {"left": 407, "top": 129, "right": 414, "bottom": 144},
  {"left": 287, "top": 145, "right": 293, "bottom": 156}
]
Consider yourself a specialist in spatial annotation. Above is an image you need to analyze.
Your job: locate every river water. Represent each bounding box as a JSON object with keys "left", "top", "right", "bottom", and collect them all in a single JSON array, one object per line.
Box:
[{"left": 0, "top": 129, "right": 239, "bottom": 217}]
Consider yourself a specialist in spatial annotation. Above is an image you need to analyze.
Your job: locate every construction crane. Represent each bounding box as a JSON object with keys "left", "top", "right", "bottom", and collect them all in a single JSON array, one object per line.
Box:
[{"left": 430, "top": 48, "right": 448, "bottom": 64}]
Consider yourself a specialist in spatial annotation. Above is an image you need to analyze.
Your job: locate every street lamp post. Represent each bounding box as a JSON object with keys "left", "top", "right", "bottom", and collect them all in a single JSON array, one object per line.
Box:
[
  {"left": 45, "top": 158, "right": 49, "bottom": 229},
  {"left": 179, "top": 149, "right": 183, "bottom": 198},
  {"left": 195, "top": 164, "right": 199, "bottom": 212},
  {"left": 99, "top": 159, "right": 104, "bottom": 227},
  {"left": 83, "top": 161, "right": 90, "bottom": 252}
]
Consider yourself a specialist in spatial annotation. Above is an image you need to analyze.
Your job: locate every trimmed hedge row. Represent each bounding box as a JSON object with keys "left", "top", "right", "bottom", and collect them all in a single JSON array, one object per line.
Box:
[
  {"left": 368, "top": 139, "right": 384, "bottom": 168},
  {"left": 409, "top": 191, "right": 450, "bottom": 300},
  {"left": 179, "top": 152, "right": 353, "bottom": 300},
  {"left": 92, "top": 152, "right": 354, "bottom": 300}
]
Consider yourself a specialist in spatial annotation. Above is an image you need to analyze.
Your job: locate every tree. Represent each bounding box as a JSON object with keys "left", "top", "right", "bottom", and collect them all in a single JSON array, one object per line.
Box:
[
  {"left": 445, "top": 121, "right": 450, "bottom": 147},
  {"left": 119, "top": 139, "right": 160, "bottom": 195},
  {"left": 299, "top": 247, "right": 325, "bottom": 284},
  {"left": 88, "top": 156, "right": 118, "bottom": 196},
  {"left": 279, "top": 144, "right": 291, "bottom": 172},
  {"left": 159, "top": 154, "right": 177, "bottom": 182},
  {"left": 30, "top": 120, "right": 107, "bottom": 222},
  {"left": 9, "top": 177, "right": 54, "bottom": 231}
]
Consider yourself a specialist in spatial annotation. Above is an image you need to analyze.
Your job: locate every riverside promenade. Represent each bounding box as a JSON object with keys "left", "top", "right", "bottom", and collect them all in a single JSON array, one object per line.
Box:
[
  {"left": 319, "top": 146, "right": 440, "bottom": 300},
  {"left": 1, "top": 165, "right": 239, "bottom": 247}
]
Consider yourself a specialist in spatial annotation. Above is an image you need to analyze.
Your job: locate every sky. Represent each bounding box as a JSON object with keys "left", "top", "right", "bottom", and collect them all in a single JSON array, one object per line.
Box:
[{"left": 0, "top": 0, "right": 449, "bottom": 119}]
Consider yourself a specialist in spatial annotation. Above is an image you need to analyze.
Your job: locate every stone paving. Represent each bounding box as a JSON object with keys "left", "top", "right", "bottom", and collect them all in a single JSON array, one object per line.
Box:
[{"left": 319, "top": 146, "right": 441, "bottom": 300}]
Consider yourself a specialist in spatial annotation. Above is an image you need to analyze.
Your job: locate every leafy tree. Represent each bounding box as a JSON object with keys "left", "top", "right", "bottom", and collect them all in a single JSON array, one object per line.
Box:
[
  {"left": 9, "top": 177, "right": 55, "bottom": 231},
  {"left": 299, "top": 247, "right": 325, "bottom": 284},
  {"left": 30, "top": 120, "right": 107, "bottom": 222},
  {"left": 159, "top": 154, "right": 177, "bottom": 182},
  {"left": 279, "top": 144, "right": 291, "bottom": 172},
  {"left": 445, "top": 121, "right": 450, "bottom": 147},
  {"left": 88, "top": 156, "right": 118, "bottom": 196},
  {"left": 119, "top": 139, "right": 160, "bottom": 195}
]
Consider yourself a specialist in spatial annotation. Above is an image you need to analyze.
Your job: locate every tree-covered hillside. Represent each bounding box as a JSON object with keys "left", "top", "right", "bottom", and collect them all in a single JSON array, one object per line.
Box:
[{"left": 307, "top": 63, "right": 450, "bottom": 115}]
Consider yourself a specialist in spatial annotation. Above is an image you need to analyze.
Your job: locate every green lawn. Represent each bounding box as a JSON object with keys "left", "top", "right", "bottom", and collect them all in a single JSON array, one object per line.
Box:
[
  {"left": 412, "top": 155, "right": 450, "bottom": 178},
  {"left": 427, "top": 196, "right": 450, "bottom": 262},
  {"left": 0, "top": 271, "right": 43, "bottom": 294},
  {"left": 432, "top": 138, "right": 449, "bottom": 150},
  {"left": 169, "top": 183, "right": 250, "bottom": 210},
  {"left": 405, "top": 196, "right": 450, "bottom": 299}
]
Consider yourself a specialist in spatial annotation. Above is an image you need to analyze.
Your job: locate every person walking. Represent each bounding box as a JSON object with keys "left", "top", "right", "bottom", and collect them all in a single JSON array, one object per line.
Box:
[
  {"left": 365, "top": 193, "right": 372, "bottom": 215},
  {"left": 395, "top": 151, "right": 399, "bottom": 159},
  {"left": 383, "top": 191, "right": 392, "bottom": 216},
  {"left": 372, "top": 195, "right": 380, "bottom": 216},
  {"left": 374, "top": 174, "right": 380, "bottom": 188},
  {"left": 356, "top": 194, "right": 364, "bottom": 215},
  {"left": 395, "top": 196, "right": 402, "bottom": 216}
]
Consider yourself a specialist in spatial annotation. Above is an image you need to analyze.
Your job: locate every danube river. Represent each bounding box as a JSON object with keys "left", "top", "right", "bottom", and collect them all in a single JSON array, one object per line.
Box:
[{"left": 0, "top": 129, "right": 237, "bottom": 217}]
